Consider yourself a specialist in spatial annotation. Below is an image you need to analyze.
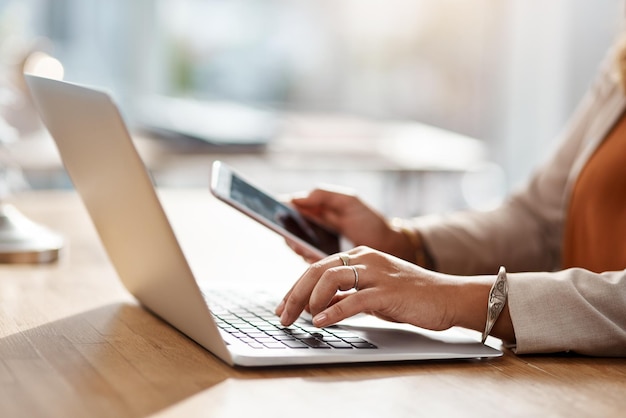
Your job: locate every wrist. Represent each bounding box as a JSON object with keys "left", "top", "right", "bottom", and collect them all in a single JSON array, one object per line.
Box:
[
  {"left": 452, "top": 273, "right": 515, "bottom": 343},
  {"left": 451, "top": 275, "right": 493, "bottom": 331},
  {"left": 389, "top": 218, "right": 434, "bottom": 269}
]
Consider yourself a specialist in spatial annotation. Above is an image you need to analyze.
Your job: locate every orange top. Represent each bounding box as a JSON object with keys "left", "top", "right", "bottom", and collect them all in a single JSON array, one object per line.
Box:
[{"left": 562, "top": 112, "right": 626, "bottom": 272}]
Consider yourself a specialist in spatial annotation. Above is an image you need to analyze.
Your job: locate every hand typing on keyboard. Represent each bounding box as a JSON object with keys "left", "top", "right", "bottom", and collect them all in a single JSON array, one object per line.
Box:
[{"left": 207, "top": 290, "right": 377, "bottom": 350}]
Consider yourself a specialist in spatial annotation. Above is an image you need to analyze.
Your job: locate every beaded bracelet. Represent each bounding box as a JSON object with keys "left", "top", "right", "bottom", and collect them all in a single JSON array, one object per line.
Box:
[{"left": 482, "top": 266, "right": 508, "bottom": 343}]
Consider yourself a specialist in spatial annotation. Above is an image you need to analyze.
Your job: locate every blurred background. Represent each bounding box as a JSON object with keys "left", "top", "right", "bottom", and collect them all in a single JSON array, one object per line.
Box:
[{"left": 0, "top": 0, "right": 622, "bottom": 216}]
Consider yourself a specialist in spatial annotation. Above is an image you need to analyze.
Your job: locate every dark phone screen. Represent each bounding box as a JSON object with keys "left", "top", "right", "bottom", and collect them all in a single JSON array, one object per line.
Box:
[{"left": 230, "top": 174, "right": 340, "bottom": 255}]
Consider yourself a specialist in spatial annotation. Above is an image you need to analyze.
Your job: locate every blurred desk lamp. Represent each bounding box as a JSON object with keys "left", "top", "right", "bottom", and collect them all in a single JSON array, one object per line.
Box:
[{"left": 0, "top": 51, "right": 64, "bottom": 263}]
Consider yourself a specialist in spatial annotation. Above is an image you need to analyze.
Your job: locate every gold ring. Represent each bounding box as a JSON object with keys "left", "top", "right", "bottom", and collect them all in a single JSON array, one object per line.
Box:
[{"left": 339, "top": 253, "right": 350, "bottom": 266}]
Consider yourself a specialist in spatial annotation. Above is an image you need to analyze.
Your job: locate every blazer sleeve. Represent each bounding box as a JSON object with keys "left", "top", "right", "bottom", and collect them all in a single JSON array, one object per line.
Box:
[
  {"left": 409, "top": 44, "right": 626, "bottom": 356},
  {"left": 508, "top": 269, "right": 626, "bottom": 356},
  {"left": 413, "top": 43, "right": 619, "bottom": 276}
]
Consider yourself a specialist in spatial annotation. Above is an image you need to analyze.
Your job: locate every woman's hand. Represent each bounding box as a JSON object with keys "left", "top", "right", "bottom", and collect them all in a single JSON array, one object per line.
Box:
[
  {"left": 285, "top": 188, "right": 414, "bottom": 262},
  {"left": 276, "top": 246, "right": 516, "bottom": 342},
  {"left": 276, "top": 246, "right": 460, "bottom": 330}
]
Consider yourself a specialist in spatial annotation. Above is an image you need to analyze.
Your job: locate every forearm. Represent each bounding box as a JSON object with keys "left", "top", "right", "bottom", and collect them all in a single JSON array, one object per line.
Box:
[
  {"left": 449, "top": 274, "right": 516, "bottom": 344},
  {"left": 382, "top": 227, "right": 518, "bottom": 343}
]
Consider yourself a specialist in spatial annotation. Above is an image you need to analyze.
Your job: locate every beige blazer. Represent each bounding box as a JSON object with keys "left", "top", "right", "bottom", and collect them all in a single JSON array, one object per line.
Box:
[{"left": 415, "top": 42, "right": 626, "bottom": 356}]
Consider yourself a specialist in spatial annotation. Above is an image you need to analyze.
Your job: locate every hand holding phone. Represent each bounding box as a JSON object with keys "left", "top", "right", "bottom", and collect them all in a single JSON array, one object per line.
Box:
[{"left": 211, "top": 161, "right": 345, "bottom": 259}]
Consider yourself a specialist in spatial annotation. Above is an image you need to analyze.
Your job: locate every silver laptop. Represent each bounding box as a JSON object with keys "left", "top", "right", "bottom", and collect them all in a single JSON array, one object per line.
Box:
[{"left": 25, "top": 74, "right": 502, "bottom": 367}]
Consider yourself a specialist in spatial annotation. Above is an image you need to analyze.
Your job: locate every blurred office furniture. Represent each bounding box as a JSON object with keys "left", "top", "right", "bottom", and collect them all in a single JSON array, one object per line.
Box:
[{"left": 14, "top": 107, "right": 495, "bottom": 218}]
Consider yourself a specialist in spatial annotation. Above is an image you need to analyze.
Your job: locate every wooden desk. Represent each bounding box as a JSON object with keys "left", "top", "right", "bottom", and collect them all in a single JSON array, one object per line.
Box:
[{"left": 1, "top": 190, "right": 624, "bottom": 418}]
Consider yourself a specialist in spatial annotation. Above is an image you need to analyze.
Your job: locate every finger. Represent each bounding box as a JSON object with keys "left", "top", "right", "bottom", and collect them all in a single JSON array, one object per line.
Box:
[
  {"left": 274, "top": 247, "right": 362, "bottom": 320},
  {"left": 281, "top": 251, "right": 357, "bottom": 300},
  {"left": 284, "top": 238, "right": 299, "bottom": 252},
  {"left": 326, "top": 292, "right": 350, "bottom": 307},
  {"left": 290, "top": 193, "right": 324, "bottom": 220},
  {"left": 277, "top": 252, "right": 359, "bottom": 325},
  {"left": 308, "top": 266, "right": 360, "bottom": 316},
  {"left": 277, "top": 260, "right": 334, "bottom": 326},
  {"left": 276, "top": 298, "right": 311, "bottom": 318},
  {"left": 291, "top": 188, "right": 327, "bottom": 207},
  {"left": 292, "top": 189, "right": 349, "bottom": 226},
  {"left": 284, "top": 238, "right": 323, "bottom": 263},
  {"left": 312, "top": 288, "right": 373, "bottom": 328},
  {"left": 275, "top": 253, "right": 336, "bottom": 315},
  {"left": 275, "top": 273, "right": 306, "bottom": 317}
]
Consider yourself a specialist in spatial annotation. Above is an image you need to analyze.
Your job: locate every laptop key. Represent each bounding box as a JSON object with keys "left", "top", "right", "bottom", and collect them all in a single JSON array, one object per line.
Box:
[
  {"left": 282, "top": 340, "right": 310, "bottom": 349},
  {"left": 350, "top": 342, "right": 378, "bottom": 349},
  {"left": 246, "top": 342, "right": 265, "bottom": 349},
  {"left": 326, "top": 341, "right": 354, "bottom": 349},
  {"left": 262, "top": 342, "right": 287, "bottom": 349},
  {"left": 298, "top": 337, "right": 331, "bottom": 349}
]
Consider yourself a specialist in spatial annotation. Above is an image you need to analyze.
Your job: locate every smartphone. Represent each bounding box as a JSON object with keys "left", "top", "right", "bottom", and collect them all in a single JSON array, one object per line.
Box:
[{"left": 210, "top": 160, "right": 346, "bottom": 258}]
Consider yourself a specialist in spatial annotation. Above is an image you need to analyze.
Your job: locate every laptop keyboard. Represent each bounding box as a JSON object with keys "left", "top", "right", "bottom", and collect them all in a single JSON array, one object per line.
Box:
[{"left": 205, "top": 290, "right": 377, "bottom": 350}]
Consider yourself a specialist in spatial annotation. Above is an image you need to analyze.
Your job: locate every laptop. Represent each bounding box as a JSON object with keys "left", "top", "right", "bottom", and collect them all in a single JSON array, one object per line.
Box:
[{"left": 25, "top": 74, "right": 502, "bottom": 367}]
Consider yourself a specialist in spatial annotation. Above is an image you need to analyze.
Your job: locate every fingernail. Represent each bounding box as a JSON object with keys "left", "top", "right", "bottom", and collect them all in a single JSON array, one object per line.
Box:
[
  {"left": 280, "top": 309, "right": 289, "bottom": 326},
  {"left": 312, "top": 312, "right": 327, "bottom": 327}
]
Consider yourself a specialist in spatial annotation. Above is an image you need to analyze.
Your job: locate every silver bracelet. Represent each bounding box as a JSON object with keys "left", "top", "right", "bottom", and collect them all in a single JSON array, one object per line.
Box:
[{"left": 481, "top": 266, "right": 508, "bottom": 344}]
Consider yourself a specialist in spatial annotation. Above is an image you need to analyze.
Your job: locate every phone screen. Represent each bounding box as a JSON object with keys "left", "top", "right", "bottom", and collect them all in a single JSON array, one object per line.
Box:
[{"left": 229, "top": 173, "right": 340, "bottom": 255}]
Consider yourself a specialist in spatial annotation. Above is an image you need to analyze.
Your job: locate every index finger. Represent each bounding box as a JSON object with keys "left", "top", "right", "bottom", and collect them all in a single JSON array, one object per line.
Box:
[
  {"left": 312, "top": 288, "right": 373, "bottom": 328},
  {"left": 276, "top": 261, "right": 329, "bottom": 326},
  {"left": 276, "top": 252, "right": 350, "bottom": 326},
  {"left": 284, "top": 237, "right": 323, "bottom": 264}
]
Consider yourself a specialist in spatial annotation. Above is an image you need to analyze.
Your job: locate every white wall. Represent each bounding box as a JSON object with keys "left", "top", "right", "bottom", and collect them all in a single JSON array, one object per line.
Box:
[{"left": 491, "top": 0, "right": 622, "bottom": 188}]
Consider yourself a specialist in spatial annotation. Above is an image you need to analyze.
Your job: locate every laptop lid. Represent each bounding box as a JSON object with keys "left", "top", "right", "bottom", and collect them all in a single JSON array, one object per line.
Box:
[
  {"left": 25, "top": 74, "right": 233, "bottom": 364},
  {"left": 25, "top": 74, "right": 502, "bottom": 367}
]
